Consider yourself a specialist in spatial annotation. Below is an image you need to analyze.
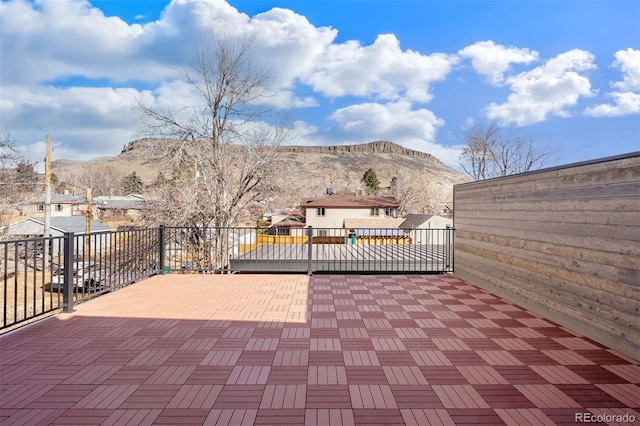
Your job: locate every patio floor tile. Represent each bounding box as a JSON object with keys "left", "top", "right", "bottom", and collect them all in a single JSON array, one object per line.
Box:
[{"left": 1, "top": 273, "right": 638, "bottom": 425}]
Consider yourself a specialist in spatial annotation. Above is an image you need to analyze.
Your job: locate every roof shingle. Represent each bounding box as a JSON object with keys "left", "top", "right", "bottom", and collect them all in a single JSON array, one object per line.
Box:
[{"left": 302, "top": 190, "right": 399, "bottom": 209}]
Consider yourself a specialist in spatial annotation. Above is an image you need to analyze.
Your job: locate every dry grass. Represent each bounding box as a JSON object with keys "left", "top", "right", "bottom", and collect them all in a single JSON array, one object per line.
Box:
[{"left": 1, "top": 269, "right": 63, "bottom": 334}]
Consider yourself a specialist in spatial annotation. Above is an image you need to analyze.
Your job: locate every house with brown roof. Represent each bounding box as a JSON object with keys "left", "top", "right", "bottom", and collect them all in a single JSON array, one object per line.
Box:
[
  {"left": 268, "top": 216, "right": 305, "bottom": 235},
  {"left": 301, "top": 190, "right": 400, "bottom": 233}
]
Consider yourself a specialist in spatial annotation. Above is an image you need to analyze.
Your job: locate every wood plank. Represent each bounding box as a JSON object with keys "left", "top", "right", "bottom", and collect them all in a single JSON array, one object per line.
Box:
[
  {"left": 460, "top": 217, "right": 639, "bottom": 242},
  {"left": 456, "top": 236, "right": 640, "bottom": 288},
  {"left": 455, "top": 262, "right": 638, "bottom": 349},
  {"left": 454, "top": 224, "right": 640, "bottom": 257},
  {"left": 455, "top": 156, "right": 640, "bottom": 195},
  {"left": 454, "top": 181, "right": 640, "bottom": 205},
  {"left": 455, "top": 210, "right": 639, "bottom": 226},
  {"left": 452, "top": 197, "right": 640, "bottom": 213},
  {"left": 455, "top": 242, "right": 640, "bottom": 310},
  {"left": 455, "top": 229, "right": 635, "bottom": 272},
  {"left": 457, "top": 236, "right": 640, "bottom": 292}
]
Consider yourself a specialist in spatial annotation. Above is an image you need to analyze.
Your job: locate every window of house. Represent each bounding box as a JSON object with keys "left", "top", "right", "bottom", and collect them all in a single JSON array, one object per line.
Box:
[
  {"left": 318, "top": 230, "right": 328, "bottom": 237},
  {"left": 385, "top": 208, "right": 395, "bottom": 217},
  {"left": 37, "top": 204, "right": 44, "bottom": 212},
  {"left": 370, "top": 207, "right": 379, "bottom": 216},
  {"left": 55, "top": 204, "right": 63, "bottom": 212},
  {"left": 317, "top": 208, "right": 326, "bottom": 216}
]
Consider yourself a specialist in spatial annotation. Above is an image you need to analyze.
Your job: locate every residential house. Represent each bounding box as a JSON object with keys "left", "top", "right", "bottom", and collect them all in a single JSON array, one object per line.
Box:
[
  {"left": 93, "top": 194, "right": 147, "bottom": 225},
  {"left": 268, "top": 209, "right": 305, "bottom": 236},
  {"left": 400, "top": 213, "right": 453, "bottom": 245},
  {"left": 301, "top": 190, "right": 400, "bottom": 235},
  {"left": 22, "top": 193, "right": 87, "bottom": 218},
  {"left": 4, "top": 217, "right": 114, "bottom": 255},
  {"left": 268, "top": 216, "right": 305, "bottom": 236}
]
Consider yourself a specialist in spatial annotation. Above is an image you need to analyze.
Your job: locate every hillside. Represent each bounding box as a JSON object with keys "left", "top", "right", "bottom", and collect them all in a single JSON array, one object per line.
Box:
[{"left": 52, "top": 140, "right": 469, "bottom": 214}]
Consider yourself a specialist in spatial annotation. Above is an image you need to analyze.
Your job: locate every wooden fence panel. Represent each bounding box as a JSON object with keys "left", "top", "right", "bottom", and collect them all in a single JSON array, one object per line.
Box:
[{"left": 454, "top": 153, "right": 640, "bottom": 359}]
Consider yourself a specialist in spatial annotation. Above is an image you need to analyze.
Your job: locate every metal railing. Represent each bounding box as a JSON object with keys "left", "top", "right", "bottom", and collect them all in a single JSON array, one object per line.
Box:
[
  {"left": 1, "top": 235, "right": 65, "bottom": 331},
  {"left": 1, "top": 227, "right": 160, "bottom": 331},
  {"left": 2, "top": 225, "right": 453, "bottom": 331},
  {"left": 166, "top": 226, "right": 455, "bottom": 275}
]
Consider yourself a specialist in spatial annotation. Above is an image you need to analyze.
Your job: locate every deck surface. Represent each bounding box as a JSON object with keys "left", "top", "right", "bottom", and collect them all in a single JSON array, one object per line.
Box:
[
  {"left": 232, "top": 244, "right": 451, "bottom": 273},
  {"left": 1, "top": 274, "right": 638, "bottom": 425}
]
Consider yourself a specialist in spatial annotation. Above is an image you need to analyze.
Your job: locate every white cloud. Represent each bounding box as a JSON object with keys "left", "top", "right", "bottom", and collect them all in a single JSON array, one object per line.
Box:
[
  {"left": 0, "top": 0, "right": 148, "bottom": 85},
  {"left": 0, "top": 0, "right": 337, "bottom": 162},
  {"left": 459, "top": 40, "right": 539, "bottom": 85},
  {"left": 584, "top": 48, "right": 640, "bottom": 117},
  {"left": 1, "top": 0, "right": 463, "bottom": 165},
  {"left": 262, "top": 90, "right": 319, "bottom": 108},
  {"left": 3, "top": 0, "right": 575, "bottom": 170},
  {"left": 323, "top": 101, "right": 461, "bottom": 167},
  {"left": 330, "top": 101, "right": 443, "bottom": 139},
  {"left": 250, "top": 7, "right": 338, "bottom": 88},
  {"left": 611, "top": 48, "right": 640, "bottom": 91},
  {"left": 302, "top": 34, "right": 458, "bottom": 102},
  {"left": 584, "top": 92, "right": 640, "bottom": 117},
  {"left": 1, "top": 84, "right": 140, "bottom": 160},
  {"left": 485, "top": 49, "right": 596, "bottom": 126}
]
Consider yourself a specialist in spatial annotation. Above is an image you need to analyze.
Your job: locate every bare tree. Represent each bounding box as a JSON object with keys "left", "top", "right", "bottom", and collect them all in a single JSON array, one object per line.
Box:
[
  {"left": 388, "top": 174, "right": 420, "bottom": 216},
  {"left": 55, "top": 163, "right": 122, "bottom": 196},
  {"left": 135, "top": 38, "right": 289, "bottom": 270},
  {"left": 459, "top": 123, "right": 554, "bottom": 180},
  {"left": 137, "top": 38, "right": 287, "bottom": 228},
  {"left": 0, "top": 130, "right": 38, "bottom": 234}
]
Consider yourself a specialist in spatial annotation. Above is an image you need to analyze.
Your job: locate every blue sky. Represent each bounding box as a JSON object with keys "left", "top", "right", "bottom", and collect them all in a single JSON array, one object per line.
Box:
[{"left": 1, "top": 0, "right": 638, "bottom": 171}]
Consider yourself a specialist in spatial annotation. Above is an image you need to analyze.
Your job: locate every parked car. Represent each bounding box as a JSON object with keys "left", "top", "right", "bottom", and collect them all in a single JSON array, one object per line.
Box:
[{"left": 50, "top": 262, "right": 106, "bottom": 292}]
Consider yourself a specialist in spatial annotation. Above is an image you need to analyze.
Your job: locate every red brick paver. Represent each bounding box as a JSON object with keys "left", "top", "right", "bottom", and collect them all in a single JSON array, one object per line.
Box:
[{"left": 1, "top": 274, "right": 638, "bottom": 425}]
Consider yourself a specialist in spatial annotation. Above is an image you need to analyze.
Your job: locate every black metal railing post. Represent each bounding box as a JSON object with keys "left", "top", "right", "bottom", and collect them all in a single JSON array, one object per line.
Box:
[
  {"left": 450, "top": 226, "right": 455, "bottom": 272},
  {"left": 62, "top": 232, "right": 75, "bottom": 313},
  {"left": 445, "top": 225, "right": 452, "bottom": 272},
  {"left": 158, "top": 225, "right": 166, "bottom": 274},
  {"left": 307, "top": 226, "right": 313, "bottom": 275}
]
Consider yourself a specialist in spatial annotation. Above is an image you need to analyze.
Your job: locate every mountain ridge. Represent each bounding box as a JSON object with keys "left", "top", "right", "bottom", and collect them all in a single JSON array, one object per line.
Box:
[
  {"left": 119, "top": 139, "right": 442, "bottom": 162},
  {"left": 53, "top": 139, "right": 469, "bottom": 213}
]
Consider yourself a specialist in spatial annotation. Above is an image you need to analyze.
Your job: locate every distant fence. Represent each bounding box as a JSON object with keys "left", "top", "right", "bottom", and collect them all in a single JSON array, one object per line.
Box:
[{"left": 453, "top": 152, "right": 640, "bottom": 358}]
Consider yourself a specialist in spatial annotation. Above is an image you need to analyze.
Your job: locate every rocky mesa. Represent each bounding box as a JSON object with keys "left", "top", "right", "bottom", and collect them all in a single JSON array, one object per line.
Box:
[{"left": 53, "top": 140, "right": 469, "bottom": 213}]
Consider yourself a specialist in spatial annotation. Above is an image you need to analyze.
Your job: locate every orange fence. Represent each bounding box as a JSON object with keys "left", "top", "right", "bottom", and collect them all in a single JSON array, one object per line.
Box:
[
  {"left": 238, "top": 233, "right": 414, "bottom": 253},
  {"left": 238, "top": 233, "right": 308, "bottom": 254}
]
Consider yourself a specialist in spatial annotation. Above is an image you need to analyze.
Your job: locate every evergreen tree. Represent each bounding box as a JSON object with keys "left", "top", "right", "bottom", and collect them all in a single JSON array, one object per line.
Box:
[
  {"left": 123, "top": 171, "right": 143, "bottom": 195},
  {"left": 361, "top": 168, "right": 380, "bottom": 194}
]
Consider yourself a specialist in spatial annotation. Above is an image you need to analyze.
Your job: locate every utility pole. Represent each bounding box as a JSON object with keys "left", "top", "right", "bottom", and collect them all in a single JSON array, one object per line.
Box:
[{"left": 44, "top": 135, "right": 51, "bottom": 269}]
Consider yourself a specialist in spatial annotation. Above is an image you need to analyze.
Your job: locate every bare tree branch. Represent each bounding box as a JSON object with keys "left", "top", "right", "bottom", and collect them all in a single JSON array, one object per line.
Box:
[
  {"left": 0, "top": 130, "right": 40, "bottom": 237},
  {"left": 135, "top": 38, "right": 289, "bottom": 269},
  {"left": 458, "top": 123, "right": 555, "bottom": 180}
]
